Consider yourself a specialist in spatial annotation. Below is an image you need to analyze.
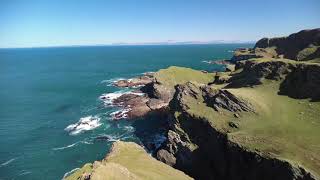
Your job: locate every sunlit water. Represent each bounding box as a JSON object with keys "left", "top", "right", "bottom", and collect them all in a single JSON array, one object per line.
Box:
[{"left": 0, "top": 44, "right": 252, "bottom": 180}]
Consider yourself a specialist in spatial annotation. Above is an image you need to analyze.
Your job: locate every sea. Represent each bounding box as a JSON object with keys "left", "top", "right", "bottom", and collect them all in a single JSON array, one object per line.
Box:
[{"left": 0, "top": 44, "right": 252, "bottom": 180}]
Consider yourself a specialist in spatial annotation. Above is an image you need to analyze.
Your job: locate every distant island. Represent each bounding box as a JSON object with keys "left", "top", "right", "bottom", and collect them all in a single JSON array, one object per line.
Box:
[{"left": 65, "top": 28, "right": 320, "bottom": 180}]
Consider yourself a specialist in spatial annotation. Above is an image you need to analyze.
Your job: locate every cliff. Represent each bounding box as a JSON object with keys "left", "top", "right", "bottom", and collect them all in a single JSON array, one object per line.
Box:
[
  {"left": 157, "top": 59, "right": 320, "bottom": 179},
  {"left": 65, "top": 29, "right": 320, "bottom": 180},
  {"left": 64, "top": 141, "right": 193, "bottom": 180},
  {"left": 232, "top": 28, "right": 320, "bottom": 62}
]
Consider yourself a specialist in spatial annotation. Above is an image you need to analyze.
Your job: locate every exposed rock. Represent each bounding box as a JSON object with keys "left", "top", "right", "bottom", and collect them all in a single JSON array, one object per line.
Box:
[
  {"left": 255, "top": 28, "right": 320, "bottom": 60},
  {"left": 203, "top": 59, "right": 234, "bottom": 65},
  {"left": 157, "top": 149, "right": 177, "bottom": 166},
  {"left": 113, "top": 75, "right": 153, "bottom": 88},
  {"left": 147, "top": 98, "right": 168, "bottom": 110},
  {"left": 227, "top": 59, "right": 293, "bottom": 88},
  {"left": 213, "top": 72, "right": 232, "bottom": 84},
  {"left": 279, "top": 63, "right": 320, "bottom": 100},
  {"left": 110, "top": 93, "right": 151, "bottom": 119},
  {"left": 158, "top": 100, "right": 316, "bottom": 180},
  {"left": 225, "top": 64, "right": 236, "bottom": 72},
  {"left": 228, "top": 121, "right": 239, "bottom": 128},
  {"left": 231, "top": 28, "right": 320, "bottom": 62},
  {"left": 202, "top": 87, "right": 255, "bottom": 112},
  {"left": 231, "top": 48, "right": 265, "bottom": 61}
]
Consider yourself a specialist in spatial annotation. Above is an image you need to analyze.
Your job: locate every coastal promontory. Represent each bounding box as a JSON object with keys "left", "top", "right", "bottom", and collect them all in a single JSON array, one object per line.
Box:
[{"left": 65, "top": 28, "right": 320, "bottom": 180}]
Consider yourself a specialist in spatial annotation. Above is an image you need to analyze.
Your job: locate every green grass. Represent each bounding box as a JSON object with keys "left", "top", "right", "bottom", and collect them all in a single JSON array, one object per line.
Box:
[
  {"left": 309, "top": 58, "right": 320, "bottom": 63},
  {"left": 175, "top": 78, "right": 320, "bottom": 177},
  {"left": 297, "top": 46, "right": 319, "bottom": 61},
  {"left": 154, "top": 66, "right": 215, "bottom": 88},
  {"left": 226, "top": 82, "right": 320, "bottom": 177},
  {"left": 64, "top": 141, "right": 193, "bottom": 180}
]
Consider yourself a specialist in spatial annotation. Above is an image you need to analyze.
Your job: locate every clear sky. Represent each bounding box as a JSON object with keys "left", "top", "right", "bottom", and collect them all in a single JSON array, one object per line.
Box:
[{"left": 0, "top": 0, "right": 319, "bottom": 48}]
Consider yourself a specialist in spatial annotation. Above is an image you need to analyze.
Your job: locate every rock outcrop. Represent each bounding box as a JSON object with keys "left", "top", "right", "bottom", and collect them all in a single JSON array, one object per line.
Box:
[
  {"left": 110, "top": 66, "right": 215, "bottom": 120},
  {"left": 232, "top": 28, "right": 320, "bottom": 62},
  {"left": 70, "top": 29, "right": 320, "bottom": 180},
  {"left": 113, "top": 73, "right": 154, "bottom": 88},
  {"left": 155, "top": 58, "right": 320, "bottom": 180}
]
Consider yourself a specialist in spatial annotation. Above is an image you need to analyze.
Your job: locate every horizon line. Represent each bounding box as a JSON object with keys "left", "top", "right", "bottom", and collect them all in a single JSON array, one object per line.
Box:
[{"left": 0, "top": 40, "right": 256, "bottom": 49}]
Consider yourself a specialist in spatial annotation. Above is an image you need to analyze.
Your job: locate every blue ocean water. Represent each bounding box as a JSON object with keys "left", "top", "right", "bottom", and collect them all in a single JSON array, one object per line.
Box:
[{"left": 0, "top": 44, "right": 252, "bottom": 180}]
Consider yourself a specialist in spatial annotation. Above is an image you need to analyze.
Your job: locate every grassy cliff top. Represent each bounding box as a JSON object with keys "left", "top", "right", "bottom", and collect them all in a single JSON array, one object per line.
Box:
[
  {"left": 171, "top": 59, "right": 320, "bottom": 177},
  {"left": 154, "top": 66, "right": 215, "bottom": 88},
  {"left": 64, "top": 141, "right": 193, "bottom": 180}
]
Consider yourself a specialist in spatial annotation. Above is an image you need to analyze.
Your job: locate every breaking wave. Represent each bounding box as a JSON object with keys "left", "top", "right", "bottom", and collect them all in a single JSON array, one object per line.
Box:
[
  {"left": 0, "top": 157, "right": 17, "bottom": 167},
  {"left": 53, "top": 140, "right": 93, "bottom": 151},
  {"left": 110, "top": 108, "right": 131, "bottom": 119},
  {"left": 99, "top": 90, "right": 144, "bottom": 106},
  {"left": 65, "top": 115, "right": 101, "bottom": 135},
  {"left": 62, "top": 167, "right": 80, "bottom": 179},
  {"left": 100, "top": 78, "right": 125, "bottom": 86}
]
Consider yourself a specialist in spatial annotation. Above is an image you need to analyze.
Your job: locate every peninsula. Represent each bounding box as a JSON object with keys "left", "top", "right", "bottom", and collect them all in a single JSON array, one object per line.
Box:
[{"left": 65, "top": 28, "right": 320, "bottom": 180}]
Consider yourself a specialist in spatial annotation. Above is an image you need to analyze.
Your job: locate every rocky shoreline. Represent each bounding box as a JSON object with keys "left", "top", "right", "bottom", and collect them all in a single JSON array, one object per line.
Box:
[{"left": 64, "top": 28, "right": 320, "bottom": 180}]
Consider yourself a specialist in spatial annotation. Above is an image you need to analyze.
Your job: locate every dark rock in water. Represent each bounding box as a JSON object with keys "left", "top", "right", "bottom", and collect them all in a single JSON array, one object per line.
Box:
[
  {"left": 95, "top": 136, "right": 111, "bottom": 141},
  {"left": 113, "top": 93, "right": 141, "bottom": 105},
  {"left": 113, "top": 75, "right": 153, "bottom": 88}
]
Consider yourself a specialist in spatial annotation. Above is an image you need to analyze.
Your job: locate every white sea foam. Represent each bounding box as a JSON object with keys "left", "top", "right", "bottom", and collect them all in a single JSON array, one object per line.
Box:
[
  {"left": 65, "top": 115, "right": 101, "bottom": 135},
  {"left": 100, "top": 78, "right": 125, "bottom": 86},
  {"left": 95, "top": 134, "right": 120, "bottom": 142},
  {"left": 99, "top": 90, "right": 144, "bottom": 106},
  {"left": 123, "top": 125, "right": 135, "bottom": 132},
  {"left": 95, "top": 130, "right": 134, "bottom": 142},
  {"left": 18, "top": 170, "right": 32, "bottom": 176},
  {"left": 53, "top": 142, "right": 78, "bottom": 150},
  {"left": 110, "top": 108, "right": 131, "bottom": 119},
  {"left": 142, "top": 71, "right": 155, "bottom": 75},
  {"left": 53, "top": 139, "right": 93, "bottom": 151},
  {"left": 99, "top": 91, "right": 127, "bottom": 105},
  {"left": 0, "top": 158, "right": 17, "bottom": 167},
  {"left": 62, "top": 167, "right": 80, "bottom": 179},
  {"left": 202, "top": 60, "right": 211, "bottom": 64}
]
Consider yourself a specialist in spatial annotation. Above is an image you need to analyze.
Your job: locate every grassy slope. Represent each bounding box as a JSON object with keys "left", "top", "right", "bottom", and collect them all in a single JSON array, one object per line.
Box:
[
  {"left": 227, "top": 81, "right": 320, "bottom": 176},
  {"left": 65, "top": 141, "right": 193, "bottom": 180},
  {"left": 172, "top": 63, "right": 320, "bottom": 176},
  {"left": 154, "top": 66, "right": 215, "bottom": 88}
]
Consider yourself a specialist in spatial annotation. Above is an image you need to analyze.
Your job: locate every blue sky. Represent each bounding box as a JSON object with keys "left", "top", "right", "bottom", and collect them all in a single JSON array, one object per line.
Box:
[{"left": 0, "top": 0, "right": 319, "bottom": 48}]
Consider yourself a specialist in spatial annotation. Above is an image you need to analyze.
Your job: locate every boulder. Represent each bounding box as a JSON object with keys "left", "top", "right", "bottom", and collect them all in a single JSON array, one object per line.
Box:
[{"left": 157, "top": 149, "right": 177, "bottom": 166}]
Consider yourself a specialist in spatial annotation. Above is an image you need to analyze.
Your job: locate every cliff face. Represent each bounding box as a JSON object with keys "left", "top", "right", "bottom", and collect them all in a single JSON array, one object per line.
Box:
[
  {"left": 64, "top": 29, "right": 320, "bottom": 180},
  {"left": 232, "top": 28, "right": 320, "bottom": 62},
  {"left": 157, "top": 60, "right": 320, "bottom": 180}
]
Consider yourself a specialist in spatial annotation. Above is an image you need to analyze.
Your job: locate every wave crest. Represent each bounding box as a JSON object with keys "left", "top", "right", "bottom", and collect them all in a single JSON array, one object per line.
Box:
[{"left": 65, "top": 115, "right": 101, "bottom": 135}]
